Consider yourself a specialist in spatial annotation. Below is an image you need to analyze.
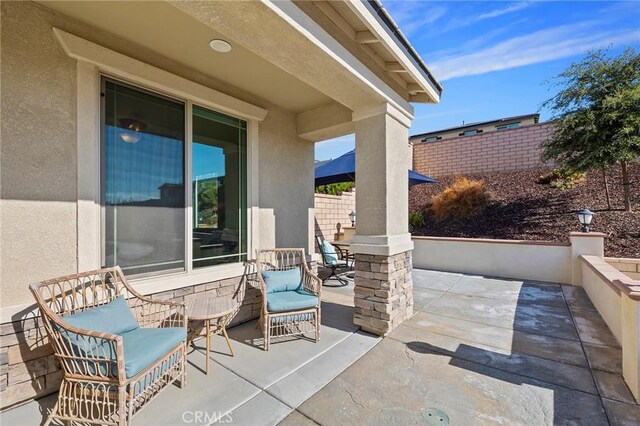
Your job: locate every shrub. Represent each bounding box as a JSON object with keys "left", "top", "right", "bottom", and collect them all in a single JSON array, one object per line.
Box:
[
  {"left": 430, "top": 177, "right": 490, "bottom": 220},
  {"left": 537, "top": 168, "right": 585, "bottom": 190},
  {"left": 409, "top": 211, "right": 425, "bottom": 230},
  {"left": 315, "top": 182, "right": 354, "bottom": 195}
]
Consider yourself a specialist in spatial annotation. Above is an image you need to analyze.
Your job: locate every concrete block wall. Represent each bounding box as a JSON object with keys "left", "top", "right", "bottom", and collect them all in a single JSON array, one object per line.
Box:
[
  {"left": 314, "top": 189, "right": 356, "bottom": 241},
  {"left": 412, "top": 123, "right": 554, "bottom": 177}
]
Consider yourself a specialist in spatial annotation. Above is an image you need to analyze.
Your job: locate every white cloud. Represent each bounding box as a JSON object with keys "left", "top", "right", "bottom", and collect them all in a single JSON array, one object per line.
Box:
[
  {"left": 430, "top": 23, "right": 640, "bottom": 81},
  {"left": 476, "top": 2, "right": 530, "bottom": 20},
  {"left": 383, "top": 1, "right": 447, "bottom": 36},
  {"left": 438, "top": 1, "right": 532, "bottom": 34}
]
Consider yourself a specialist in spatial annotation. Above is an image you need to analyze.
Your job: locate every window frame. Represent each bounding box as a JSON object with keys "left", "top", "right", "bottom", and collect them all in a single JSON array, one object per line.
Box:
[{"left": 100, "top": 76, "right": 249, "bottom": 279}]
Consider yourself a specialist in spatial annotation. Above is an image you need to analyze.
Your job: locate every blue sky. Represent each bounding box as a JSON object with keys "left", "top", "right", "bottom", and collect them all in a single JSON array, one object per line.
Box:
[{"left": 315, "top": 0, "right": 640, "bottom": 161}]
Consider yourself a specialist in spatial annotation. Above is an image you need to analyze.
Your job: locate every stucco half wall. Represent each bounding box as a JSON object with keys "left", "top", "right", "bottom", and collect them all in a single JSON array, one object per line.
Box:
[{"left": 412, "top": 236, "right": 573, "bottom": 284}]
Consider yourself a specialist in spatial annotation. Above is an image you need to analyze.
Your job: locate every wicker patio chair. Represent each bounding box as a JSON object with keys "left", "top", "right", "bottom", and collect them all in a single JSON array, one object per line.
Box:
[
  {"left": 30, "top": 266, "right": 187, "bottom": 426},
  {"left": 256, "top": 249, "right": 322, "bottom": 351}
]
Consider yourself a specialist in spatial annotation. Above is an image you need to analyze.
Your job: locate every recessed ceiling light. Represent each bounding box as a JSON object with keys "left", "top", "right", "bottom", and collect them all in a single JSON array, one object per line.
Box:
[{"left": 209, "top": 39, "right": 232, "bottom": 53}]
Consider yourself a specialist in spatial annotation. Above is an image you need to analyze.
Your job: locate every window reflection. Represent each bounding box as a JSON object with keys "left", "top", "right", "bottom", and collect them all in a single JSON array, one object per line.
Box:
[
  {"left": 192, "top": 105, "right": 247, "bottom": 267},
  {"left": 103, "top": 80, "right": 185, "bottom": 275}
]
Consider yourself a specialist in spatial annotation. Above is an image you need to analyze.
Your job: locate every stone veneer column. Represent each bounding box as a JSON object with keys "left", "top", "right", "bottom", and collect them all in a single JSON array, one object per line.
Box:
[
  {"left": 354, "top": 251, "right": 413, "bottom": 335},
  {"left": 351, "top": 103, "right": 415, "bottom": 336}
]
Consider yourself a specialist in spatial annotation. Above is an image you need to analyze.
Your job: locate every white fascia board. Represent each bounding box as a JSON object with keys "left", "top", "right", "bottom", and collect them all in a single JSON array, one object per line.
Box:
[
  {"left": 261, "top": 0, "right": 414, "bottom": 121},
  {"left": 344, "top": 1, "right": 441, "bottom": 103}
]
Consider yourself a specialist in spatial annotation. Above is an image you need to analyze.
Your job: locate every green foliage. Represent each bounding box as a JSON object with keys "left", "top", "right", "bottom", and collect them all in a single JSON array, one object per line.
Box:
[
  {"left": 409, "top": 211, "right": 425, "bottom": 230},
  {"left": 195, "top": 179, "right": 218, "bottom": 227},
  {"left": 315, "top": 182, "right": 354, "bottom": 195},
  {"left": 541, "top": 47, "right": 639, "bottom": 210},
  {"left": 537, "top": 168, "right": 586, "bottom": 190}
]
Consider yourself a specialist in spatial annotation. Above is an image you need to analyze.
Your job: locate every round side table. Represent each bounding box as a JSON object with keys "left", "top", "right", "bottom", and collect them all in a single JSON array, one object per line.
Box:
[{"left": 186, "top": 297, "right": 238, "bottom": 375}]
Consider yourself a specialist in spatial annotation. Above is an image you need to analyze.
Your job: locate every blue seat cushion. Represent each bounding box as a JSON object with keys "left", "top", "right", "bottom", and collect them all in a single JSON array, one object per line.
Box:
[
  {"left": 267, "top": 290, "right": 319, "bottom": 312},
  {"left": 262, "top": 268, "right": 302, "bottom": 293},
  {"left": 321, "top": 240, "right": 339, "bottom": 265},
  {"left": 58, "top": 296, "right": 140, "bottom": 371},
  {"left": 63, "top": 296, "right": 140, "bottom": 335},
  {"left": 121, "top": 327, "right": 186, "bottom": 378}
]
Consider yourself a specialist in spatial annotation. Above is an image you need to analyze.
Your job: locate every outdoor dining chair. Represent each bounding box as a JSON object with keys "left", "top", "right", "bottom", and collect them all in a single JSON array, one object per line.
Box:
[{"left": 315, "top": 236, "right": 351, "bottom": 286}]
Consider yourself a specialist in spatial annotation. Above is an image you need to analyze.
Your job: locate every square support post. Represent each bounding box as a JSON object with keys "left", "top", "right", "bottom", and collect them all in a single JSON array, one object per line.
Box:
[
  {"left": 350, "top": 103, "right": 414, "bottom": 336},
  {"left": 570, "top": 232, "right": 606, "bottom": 286}
]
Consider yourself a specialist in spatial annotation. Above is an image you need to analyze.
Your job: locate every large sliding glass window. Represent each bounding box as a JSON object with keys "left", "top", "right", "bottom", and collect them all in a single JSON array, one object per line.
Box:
[
  {"left": 192, "top": 106, "right": 247, "bottom": 267},
  {"left": 101, "top": 78, "right": 247, "bottom": 278}
]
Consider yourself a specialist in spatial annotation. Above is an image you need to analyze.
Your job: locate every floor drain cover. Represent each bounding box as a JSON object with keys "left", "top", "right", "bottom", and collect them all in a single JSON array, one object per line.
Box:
[{"left": 422, "top": 408, "right": 449, "bottom": 425}]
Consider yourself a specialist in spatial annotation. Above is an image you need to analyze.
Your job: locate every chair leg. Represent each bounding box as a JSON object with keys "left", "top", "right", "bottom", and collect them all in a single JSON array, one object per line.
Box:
[
  {"left": 178, "top": 341, "right": 187, "bottom": 389},
  {"left": 118, "top": 385, "right": 127, "bottom": 426},
  {"left": 315, "top": 308, "right": 321, "bottom": 342},
  {"left": 323, "top": 266, "right": 348, "bottom": 286},
  {"left": 263, "top": 314, "right": 270, "bottom": 351}
]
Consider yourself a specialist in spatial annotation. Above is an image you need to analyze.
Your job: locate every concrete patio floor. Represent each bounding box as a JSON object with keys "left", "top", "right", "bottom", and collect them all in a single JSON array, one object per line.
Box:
[
  {"left": 2, "top": 268, "right": 639, "bottom": 425},
  {"left": 287, "top": 268, "right": 640, "bottom": 425}
]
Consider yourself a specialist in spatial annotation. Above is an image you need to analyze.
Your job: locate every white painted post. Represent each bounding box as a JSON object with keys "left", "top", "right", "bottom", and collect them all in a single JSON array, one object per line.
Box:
[{"left": 569, "top": 232, "right": 606, "bottom": 286}]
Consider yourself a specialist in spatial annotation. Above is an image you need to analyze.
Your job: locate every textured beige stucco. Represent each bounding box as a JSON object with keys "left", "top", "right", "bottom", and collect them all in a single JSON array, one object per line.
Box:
[
  {"left": 258, "top": 106, "right": 315, "bottom": 255},
  {"left": 1, "top": 2, "right": 79, "bottom": 307},
  {"left": 412, "top": 237, "right": 572, "bottom": 284},
  {"left": 354, "top": 112, "right": 409, "bottom": 237},
  {"left": 0, "top": 1, "right": 314, "bottom": 308}
]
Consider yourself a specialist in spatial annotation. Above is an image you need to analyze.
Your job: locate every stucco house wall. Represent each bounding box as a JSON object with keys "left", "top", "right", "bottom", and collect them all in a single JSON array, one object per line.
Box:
[
  {"left": 0, "top": 1, "right": 315, "bottom": 407},
  {"left": 0, "top": 1, "right": 315, "bottom": 309}
]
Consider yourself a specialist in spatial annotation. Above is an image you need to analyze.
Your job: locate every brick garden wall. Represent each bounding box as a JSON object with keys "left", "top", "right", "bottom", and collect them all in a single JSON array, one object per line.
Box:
[
  {"left": 314, "top": 189, "right": 356, "bottom": 241},
  {"left": 412, "top": 122, "right": 554, "bottom": 177},
  {"left": 0, "top": 273, "right": 263, "bottom": 409}
]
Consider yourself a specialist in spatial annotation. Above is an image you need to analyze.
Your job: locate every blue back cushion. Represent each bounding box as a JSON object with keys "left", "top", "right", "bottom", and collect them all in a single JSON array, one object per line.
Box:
[
  {"left": 63, "top": 296, "right": 140, "bottom": 335},
  {"left": 262, "top": 267, "right": 302, "bottom": 293},
  {"left": 58, "top": 296, "right": 140, "bottom": 376},
  {"left": 321, "top": 240, "right": 339, "bottom": 265}
]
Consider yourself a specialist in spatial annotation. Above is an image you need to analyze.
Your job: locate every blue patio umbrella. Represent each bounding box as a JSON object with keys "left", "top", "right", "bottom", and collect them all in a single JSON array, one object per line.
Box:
[{"left": 315, "top": 150, "right": 437, "bottom": 187}]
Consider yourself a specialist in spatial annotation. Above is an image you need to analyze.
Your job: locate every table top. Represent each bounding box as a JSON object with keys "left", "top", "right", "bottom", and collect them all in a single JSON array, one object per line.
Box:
[
  {"left": 186, "top": 296, "right": 238, "bottom": 321},
  {"left": 331, "top": 240, "right": 351, "bottom": 247}
]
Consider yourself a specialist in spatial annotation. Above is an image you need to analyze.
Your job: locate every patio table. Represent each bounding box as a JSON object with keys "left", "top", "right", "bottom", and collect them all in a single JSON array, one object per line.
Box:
[{"left": 186, "top": 296, "right": 237, "bottom": 374}]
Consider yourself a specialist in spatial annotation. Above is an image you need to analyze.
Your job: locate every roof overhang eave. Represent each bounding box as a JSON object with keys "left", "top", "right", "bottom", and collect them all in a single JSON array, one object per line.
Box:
[{"left": 345, "top": 0, "right": 442, "bottom": 103}]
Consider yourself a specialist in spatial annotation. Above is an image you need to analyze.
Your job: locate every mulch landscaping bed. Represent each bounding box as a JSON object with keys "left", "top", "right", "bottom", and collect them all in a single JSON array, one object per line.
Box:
[{"left": 409, "top": 162, "right": 640, "bottom": 258}]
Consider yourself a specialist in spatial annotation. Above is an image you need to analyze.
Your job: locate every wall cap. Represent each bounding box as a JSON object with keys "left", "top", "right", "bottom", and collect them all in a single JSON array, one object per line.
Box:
[
  {"left": 581, "top": 255, "right": 640, "bottom": 300},
  {"left": 570, "top": 232, "right": 608, "bottom": 238},
  {"left": 411, "top": 236, "right": 571, "bottom": 247}
]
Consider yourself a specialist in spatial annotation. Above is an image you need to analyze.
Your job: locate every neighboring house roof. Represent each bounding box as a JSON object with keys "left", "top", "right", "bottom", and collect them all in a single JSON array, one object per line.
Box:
[{"left": 411, "top": 113, "right": 540, "bottom": 139}]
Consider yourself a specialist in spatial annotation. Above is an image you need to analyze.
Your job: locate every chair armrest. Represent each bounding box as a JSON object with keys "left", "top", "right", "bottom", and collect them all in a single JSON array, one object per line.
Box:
[
  {"left": 301, "top": 265, "right": 322, "bottom": 298},
  {"left": 334, "top": 246, "right": 348, "bottom": 259},
  {"left": 48, "top": 319, "right": 126, "bottom": 383},
  {"left": 130, "top": 297, "right": 187, "bottom": 329}
]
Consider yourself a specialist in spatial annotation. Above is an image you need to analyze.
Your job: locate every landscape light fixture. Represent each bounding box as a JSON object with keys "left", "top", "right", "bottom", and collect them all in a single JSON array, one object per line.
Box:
[
  {"left": 349, "top": 210, "right": 356, "bottom": 227},
  {"left": 577, "top": 209, "right": 594, "bottom": 233}
]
